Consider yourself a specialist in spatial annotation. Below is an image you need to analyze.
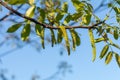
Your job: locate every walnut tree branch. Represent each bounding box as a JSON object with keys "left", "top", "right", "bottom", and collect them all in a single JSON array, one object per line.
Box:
[{"left": 0, "top": 0, "right": 104, "bottom": 29}]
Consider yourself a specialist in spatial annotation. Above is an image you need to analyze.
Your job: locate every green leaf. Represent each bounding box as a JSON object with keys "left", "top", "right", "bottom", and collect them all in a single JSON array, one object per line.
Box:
[
  {"left": 64, "top": 14, "right": 72, "bottom": 25},
  {"left": 55, "top": 12, "right": 64, "bottom": 23},
  {"left": 38, "top": 8, "right": 46, "bottom": 22},
  {"left": 70, "top": 29, "right": 80, "bottom": 50},
  {"left": 113, "top": 7, "right": 120, "bottom": 14},
  {"left": 50, "top": 29, "right": 56, "bottom": 47},
  {"left": 116, "top": 14, "right": 120, "bottom": 23},
  {"left": 35, "top": 24, "right": 45, "bottom": 49},
  {"left": 71, "top": 0, "right": 85, "bottom": 12},
  {"left": 62, "top": 2, "right": 68, "bottom": 13},
  {"left": 71, "top": 12, "right": 83, "bottom": 21},
  {"left": 59, "top": 26, "right": 70, "bottom": 55},
  {"left": 21, "top": 24, "right": 31, "bottom": 41},
  {"left": 87, "top": 3, "right": 93, "bottom": 12},
  {"left": 40, "top": 28, "right": 45, "bottom": 49},
  {"left": 115, "top": 53, "right": 120, "bottom": 67},
  {"left": 25, "top": 5, "right": 35, "bottom": 18},
  {"left": 57, "top": 29, "right": 63, "bottom": 43},
  {"left": 88, "top": 29, "right": 96, "bottom": 61},
  {"left": 111, "top": 43, "right": 120, "bottom": 49},
  {"left": 35, "top": 24, "right": 42, "bottom": 36},
  {"left": 82, "top": 13, "right": 92, "bottom": 25},
  {"left": 94, "top": 38, "right": 105, "bottom": 43},
  {"left": 7, "top": 23, "right": 22, "bottom": 33},
  {"left": 113, "top": 28, "right": 118, "bottom": 40},
  {"left": 105, "top": 51, "right": 113, "bottom": 64},
  {"left": 96, "top": 26, "right": 104, "bottom": 36},
  {"left": 116, "top": 0, "right": 120, "bottom": 5},
  {"left": 99, "top": 45, "right": 109, "bottom": 59}
]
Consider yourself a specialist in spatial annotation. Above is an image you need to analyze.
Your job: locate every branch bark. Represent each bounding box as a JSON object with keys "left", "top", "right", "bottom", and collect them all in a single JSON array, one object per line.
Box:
[{"left": 0, "top": 0, "right": 104, "bottom": 29}]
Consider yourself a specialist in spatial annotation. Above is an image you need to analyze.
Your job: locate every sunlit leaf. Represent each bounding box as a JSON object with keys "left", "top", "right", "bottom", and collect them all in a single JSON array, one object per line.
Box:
[
  {"left": 59, "top": 26, "right": 70, "bottom": 55},
  {"left": 25, "top": 5, "right": 35, "bottom": 18},
  {"left": 88, "top": 29, "right": 96, "bottom": 61},
  {"left": 99, "top": 45, "right": 109, "bottom": 59},
  {"left": 94, "top": 38, "right": 105, "bottom": 43},
  {"left": 35, "top": 24, "right": 42, "bottom": 36},
  {"left": 82, "top": 13, "right": 92, "bottom": 25},
  {"left": 115, "top": 53, "right": 120, "bottom": 67},
  {"left": 113, "top": 7, "right": 120, "bottom": 14},
  {"left": 105, "top": 51, "right": 113, "bottom": 64}
]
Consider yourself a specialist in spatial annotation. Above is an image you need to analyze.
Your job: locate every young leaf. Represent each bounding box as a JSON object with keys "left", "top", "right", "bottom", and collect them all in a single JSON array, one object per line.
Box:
[
  {"left": 7, "top": 23, "right": 22, "bottom": 33},
  {"left": 70, "top": 30, "right": 76, "bottom": 50},
  {"left": 115, "top": 53, "right": 120, "bottom": 67},
  {"left": 105, "top": 51, "right": 113, "bottom": 64},
  {"left": 59, "top": 26, "right": 70, "bottom": 55},
  {"left": 111, "top": 43, "right": 120, "bottom": 49},
  {"left": 99, "top": 45, "right": 109, "bottom": 59},
  {"left": 25, "top": 5, "right": 35, "bottom": 18},
  {"left": 94, "top": 38, "right": 105, "bottom": 43},
  {"left": 88, "top": 29, "right": 96, "bottom": 61},
  {"left": 21, "top": 24, "right": 31, "bottom": 41},
  {"left": 50, "top": 29, "right": 56, "bottom": 47}
]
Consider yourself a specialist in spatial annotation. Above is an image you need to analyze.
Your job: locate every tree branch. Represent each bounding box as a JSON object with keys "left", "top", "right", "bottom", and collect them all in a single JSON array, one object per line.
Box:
[
  {"left": 0, "top": 0, "right": 104, "bottom": 29},
  {"left": 0, "top": 4, "right": 23, "bottom": 22}
]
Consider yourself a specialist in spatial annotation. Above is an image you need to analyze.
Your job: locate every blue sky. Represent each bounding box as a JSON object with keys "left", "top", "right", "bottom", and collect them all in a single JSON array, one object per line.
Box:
[{"left": 0, "top": 0, "right": 120, "bottom": 80}]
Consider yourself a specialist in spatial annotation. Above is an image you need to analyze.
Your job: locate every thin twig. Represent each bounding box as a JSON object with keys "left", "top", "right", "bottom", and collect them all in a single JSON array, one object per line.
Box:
[
  {"left": 0, "top": 4, "right": 23, "bottom": 21},
  {"left": 0, "top": 0, "right": 104, "bottom": 29}
]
